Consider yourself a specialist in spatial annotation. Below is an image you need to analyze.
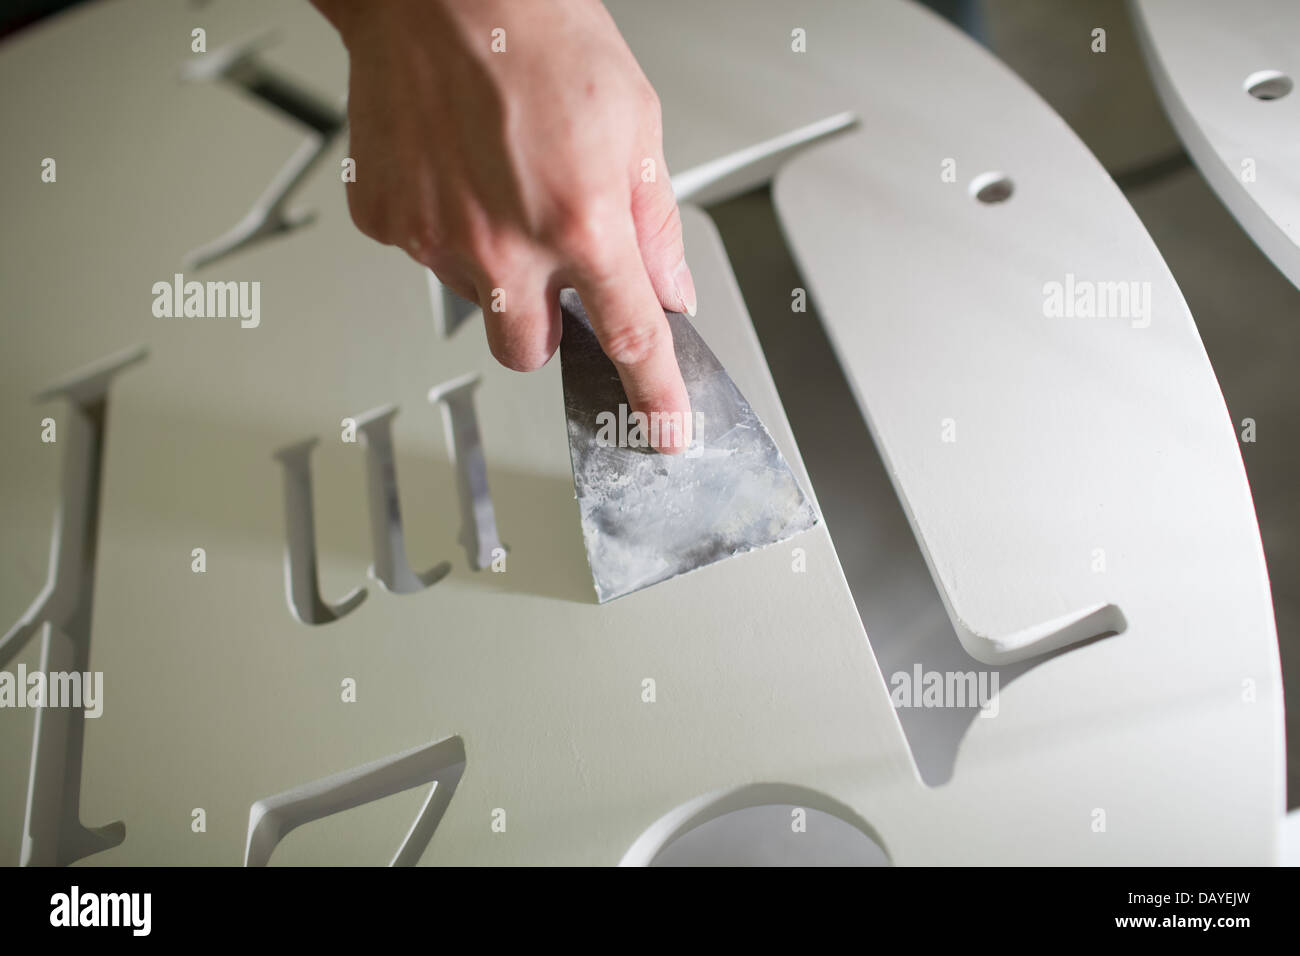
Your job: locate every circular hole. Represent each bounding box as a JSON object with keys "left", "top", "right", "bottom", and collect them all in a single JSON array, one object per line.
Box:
[
  {"left": 649, "top": 804, "right": 890, "bottom": 867},
  {"left": 1245, "top": 69, "right": 1292, "bottom": 100},
  {"left": 969, "top": 171, "right": 1014, "bottom": 204}
]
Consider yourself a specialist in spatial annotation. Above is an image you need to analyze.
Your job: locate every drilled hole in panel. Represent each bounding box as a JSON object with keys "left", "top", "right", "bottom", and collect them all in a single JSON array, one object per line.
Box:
[
  {"left": 1245, "top": 70, "right": 1292, "bottom": 100},
  {"left": 969, "top": 171, "right": 1014, "bottom": 204}
]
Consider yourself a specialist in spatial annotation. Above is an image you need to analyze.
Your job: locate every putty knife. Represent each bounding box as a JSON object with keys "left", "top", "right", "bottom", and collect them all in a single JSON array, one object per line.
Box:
[{"left": 560, "top": 289, "right": 819, "bottom": 602}]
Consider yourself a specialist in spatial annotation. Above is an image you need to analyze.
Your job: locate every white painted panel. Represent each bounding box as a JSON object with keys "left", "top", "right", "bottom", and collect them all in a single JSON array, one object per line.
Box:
[
  {"left": 1133, "top": 0, "right": 1300, "bottom": 287},
  {"left": 0, "top": 0, "right": 1284, "bottom": 866},
  {"left": 771, "top": 1, "right": 1281, "bottom": 857}
]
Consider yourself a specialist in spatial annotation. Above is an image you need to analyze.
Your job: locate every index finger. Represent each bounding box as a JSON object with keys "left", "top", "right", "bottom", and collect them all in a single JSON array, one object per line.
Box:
[{"left": 571, "top": 233, "right": 693, "bottom": 455}]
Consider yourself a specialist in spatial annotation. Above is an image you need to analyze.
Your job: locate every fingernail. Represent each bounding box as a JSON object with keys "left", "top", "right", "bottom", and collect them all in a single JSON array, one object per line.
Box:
[{"left": 673, "top": 258, "right": 697, "bottom": 317}]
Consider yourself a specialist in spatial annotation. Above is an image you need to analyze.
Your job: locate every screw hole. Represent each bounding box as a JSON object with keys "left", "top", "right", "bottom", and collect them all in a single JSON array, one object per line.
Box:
[
  {"left": 1245, "top": 70, "right": 1292, "bottom": 100},
  {"left": 969, "top": 172, "right": 1014, "bottom": 204}
]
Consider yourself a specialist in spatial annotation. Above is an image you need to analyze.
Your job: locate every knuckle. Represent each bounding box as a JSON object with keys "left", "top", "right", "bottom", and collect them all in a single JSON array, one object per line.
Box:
[
  {"left": 548, "top": 199, "right": 621, "bottom": 264},
  {"left": 600, "top": 319, "right": 662, "bottom": 368},
  {"left": 554, "top": 212, "right": 606, "bottom": 258},
  {"left": 404, "top": 217, "right": 444, "bottom": 264}
]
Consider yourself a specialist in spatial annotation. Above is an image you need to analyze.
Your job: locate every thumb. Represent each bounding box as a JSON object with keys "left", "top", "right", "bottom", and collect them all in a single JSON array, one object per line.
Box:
[{"left": 631, "top": 152, "right": 697, "bottom": 317}]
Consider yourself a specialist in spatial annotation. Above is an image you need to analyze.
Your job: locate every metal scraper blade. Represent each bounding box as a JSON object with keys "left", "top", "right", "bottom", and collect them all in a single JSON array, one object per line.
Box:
[{"left": 560, "top": 289, "right": 819, "bottom": 603}]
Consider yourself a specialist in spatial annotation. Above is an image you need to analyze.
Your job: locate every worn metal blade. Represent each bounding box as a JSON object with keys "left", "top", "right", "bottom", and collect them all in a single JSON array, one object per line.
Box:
[{"left": 560, "top": 289, "right": 819, "bottom": 603}]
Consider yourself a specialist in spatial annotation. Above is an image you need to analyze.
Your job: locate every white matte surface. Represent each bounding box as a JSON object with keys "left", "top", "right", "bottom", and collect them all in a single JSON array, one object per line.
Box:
[
  {"left": 1133, "top": 0, "right": 1300, "bottom": 287},
  {"left": 0, "top": 0, "right": 1284, "bottom": 865}
]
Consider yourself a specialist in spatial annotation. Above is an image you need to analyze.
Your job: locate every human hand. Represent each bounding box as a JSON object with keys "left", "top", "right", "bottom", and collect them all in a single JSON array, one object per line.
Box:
[{"left": 313, "top": 0, "right": 695, "bottom": 452}]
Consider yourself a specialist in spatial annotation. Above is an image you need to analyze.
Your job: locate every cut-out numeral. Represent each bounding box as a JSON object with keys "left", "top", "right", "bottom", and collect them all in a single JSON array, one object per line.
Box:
[
  {"left": 244, "top": 735, "right": 466, "bottom": 867},
  {"left": 429, "top": 373, "right": 505, "bottom": 571},
  {"left": 3, "top": 345, "right": 146, "bottom": 866},
  {"left": 274, "top": 373, "right": 504, "bottom": 625},
  {"left": 272, "top": 437, "right": 367, "bottom": 625},
  {"left": 181, "top": 33, "right": 346, "bottom": 268},
  {"left": 352, "top": 404, "right": 451, "bottom": 593}
]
